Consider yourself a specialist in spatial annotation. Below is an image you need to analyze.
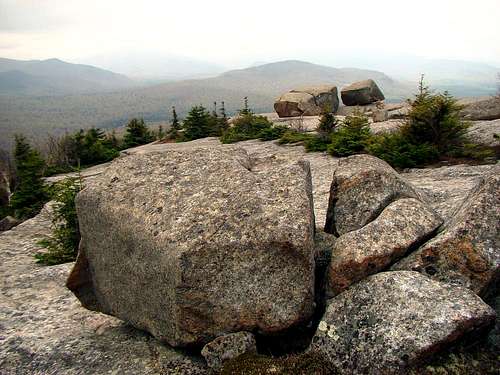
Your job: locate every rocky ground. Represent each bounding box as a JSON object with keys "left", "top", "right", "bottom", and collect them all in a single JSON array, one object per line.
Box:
[{"left": 1, "top": 137, "right": 498, "bottom": 374}]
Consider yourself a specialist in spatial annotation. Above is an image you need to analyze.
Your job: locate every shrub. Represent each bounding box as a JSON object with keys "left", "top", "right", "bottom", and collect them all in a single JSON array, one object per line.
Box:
[
  {"left": 36, "top": 176, "right": 82, "bottom": 265},
  {"left": 259, "top": 125, "right": 288, "bottom": 141},
  {"left": 220, "top": 114, "right": 276, "bottom": 143},
  {"left": 182, "top": 105, "right": 213, "bottom": 141},
  {"left": 403, "top": 79, "right": 469, "bottom": 155},
  {"left": 368, "top": 133, "right": 439, "bottom": 168},
  {"left": 304, "top": 136, "right": 331, "bottom": 152},
  {"left": 123, "top": 118, "right": 153, "bottom": 148},
  {"left": 328, "top": 114, "right": 371, "bottom": 157},
  {"left": 9, "top": 135, "right": 48, "bottom": 219},
  {"left": 278, "top": 130, "right": 314, "bottom": 145},
  {"left": 317, "top": 111, "right": 339, "bottom": 140}
]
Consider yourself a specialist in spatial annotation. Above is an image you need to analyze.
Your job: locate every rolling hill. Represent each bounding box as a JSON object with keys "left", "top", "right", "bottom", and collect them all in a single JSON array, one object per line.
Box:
[
  {"left": 0, "top": 58, "right": 137, "bottom": 95},
  {"left": 0, "top": 60, "right": 414, "bottom": 149}
]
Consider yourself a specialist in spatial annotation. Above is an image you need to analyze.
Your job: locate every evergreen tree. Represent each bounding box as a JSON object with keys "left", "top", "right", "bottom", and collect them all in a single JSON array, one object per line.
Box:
[
  {"left": 168, "top": 106, "right": 182, "bottom": 139},
  {"left": 123, "top": 118, "right": 153, "bottom": 148},
  {"left": 157, "top": 125, "right": 165, "bottom": 140},
  {"left": 218, "top": 101, "right": 229, "bottom": 134},
  {"left": 239, "top": 96, "right": 252, "bottom": 116},
  {"left": 182, "top": 105, "right": 212, "bottom": 141},
  {"left": 9, "top": 135, "right": 47, "bottom": 219}
]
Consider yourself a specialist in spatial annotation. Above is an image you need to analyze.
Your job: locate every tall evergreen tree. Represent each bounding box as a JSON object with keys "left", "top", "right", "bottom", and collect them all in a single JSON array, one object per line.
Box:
[
  {"left": 9, "top": 135, "right": 47, "bottom": 219},
  {"left": 239, "top": 96, "right": 252, "bottom": 116},
  {"left": 182, "top": 105, "right": 212, "bottom": 141},
  {"left": 218, "top": 101, "right": 229, "bottom": 134},
  {"left": 123, "top": 118, "right": 153, "bottom": 148},
  {"left": 168, "top": 106, "right": 182, "bottom": 139}
]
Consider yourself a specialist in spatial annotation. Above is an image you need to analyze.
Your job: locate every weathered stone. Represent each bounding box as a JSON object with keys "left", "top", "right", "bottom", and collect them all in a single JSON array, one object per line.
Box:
[
  {"left": 393, "top": 170, "right": 500, "bottom": 297},
  {"left": 467, "top": 119, "right": 500, "bottom": 147},
  {"left": 326, "top": 198, "right": 443, "bottom": 297},
  {"left": 459, "top": 96, "right": 500, "bottom": 121},
  {"left": 341, "top": 79, "right": 385, "bottom": 106},
  {"left": 201, "top": 331, "right": 256, "bottom": 370},
  {"left": 324, "top": 154, "right": 421, "bottom": 236},
  {"left": 0, "top": 169, "right": 10, "bottom": 207},
  {"left": 274, "top": 85, "right": 339, "bottom": 117},
  {"left": 311, "top": 271, "right": 496, "bottom": 375},
  {"left": 0, "top": 215, "right": 21, "bottom": 232},
  {"left": 68, "top": 146, "right": 316, "bottom": 347}
]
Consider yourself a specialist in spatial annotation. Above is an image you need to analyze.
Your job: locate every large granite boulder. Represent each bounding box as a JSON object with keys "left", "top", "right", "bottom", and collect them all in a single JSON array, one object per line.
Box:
[
  {"left": 311, "top": 271, "right": 496, "bottom": 375},
  {"left": 459, "top": 96, "right": 500, "bottom": 121},
  {"left": 467, "top": 119, "right": 500, "bottom": 147},
  {"left": 341, "top": 79, "right": 385, "bottom": 106},
  {"left": 67, "top": 146, "right": 316, "bottom": 347},
  {"left": 393, "top": 170, "right": 500, "bottom": 297},
  {"left": 324, "top": 155, "right": 421, "bottom": 236},
  {"left": 0, "top": 216, "right": 21, "bottom": 232},
  {"left": 274, "top": 85, "right": 339, "bottom": 117},
  {"left": 326, "top": 198, "right": 443, "bottom": 297},
  {"left": 201, "top": 331, "right": 256, "bottom": 371}
]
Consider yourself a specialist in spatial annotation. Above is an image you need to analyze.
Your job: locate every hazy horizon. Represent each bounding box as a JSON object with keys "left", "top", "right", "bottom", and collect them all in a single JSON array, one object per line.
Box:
[{"left": 2, "top": 0, "right": 500, "bottom": 75}]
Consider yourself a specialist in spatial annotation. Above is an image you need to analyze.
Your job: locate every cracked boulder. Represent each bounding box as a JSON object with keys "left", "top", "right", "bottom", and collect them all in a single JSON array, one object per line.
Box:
[
  {"left": 67, "top": 146, "right": 316, "bottom": 347},
  {"left": 324, "top": 154, "right": 421, "bottom": 236},
  {"left": 326, "top": 198, "right": 443, "bottom": 297},
  {"left": 393, "top": 170, "right": 500, "bottom": 297},
  {"left": 274, "top": 85, "right": 339, "bottom": 117},
  {"left": 311, "top": 271, "right": 496, "bottom": 375},
  {"left": 341, "top": 79, "right": 385, "bottom": 106}
]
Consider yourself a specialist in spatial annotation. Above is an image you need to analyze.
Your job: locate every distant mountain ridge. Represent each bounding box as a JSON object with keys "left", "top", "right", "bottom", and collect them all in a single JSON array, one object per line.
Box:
[{"left": 0, "top": 58, "right": 137, "bottom": 95}]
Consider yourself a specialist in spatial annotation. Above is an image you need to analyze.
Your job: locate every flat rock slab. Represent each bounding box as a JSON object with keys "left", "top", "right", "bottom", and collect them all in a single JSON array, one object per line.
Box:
[
  {"left": 311, "top": 271, "right": 496, "bottom": 375},
  {"left": 393, "top": 169, "right": 500, "bottom": 297},
  {"left": 326, "top": 198, "right": 443, "bottom": 297},
  {"left": 68, "top": 146, "right": 316, "bottom": 347},
  {"left": 324, "top": 154, "right": 421, "bottom": 236}
]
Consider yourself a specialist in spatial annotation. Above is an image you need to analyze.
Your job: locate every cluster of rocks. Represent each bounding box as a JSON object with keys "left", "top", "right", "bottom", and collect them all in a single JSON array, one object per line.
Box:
[
  {"left": 274, "top": 79, "right": 384, "bottom": 117},
  {"left": 64, "top": 142, "right": 499, "bottom": 373}
]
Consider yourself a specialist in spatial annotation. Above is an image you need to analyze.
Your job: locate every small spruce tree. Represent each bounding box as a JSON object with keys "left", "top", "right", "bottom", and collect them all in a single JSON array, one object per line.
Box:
[
  {"left": 182, "top": 105, "right": 212, "bottom": 141},
  {"left": 123, "top": 118, "right": 153, "bottom": 148},
  {"left": 9, "top": 135, "right": 47, "bottom": 219},
  {"left": 168, "top": 106, "right": 182, "bottom": 139}
]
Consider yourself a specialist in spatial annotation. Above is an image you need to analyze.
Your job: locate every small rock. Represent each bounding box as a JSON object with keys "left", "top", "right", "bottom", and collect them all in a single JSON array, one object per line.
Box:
[
  {"left": 324, "top": 154, "right": 421, "bottom": 236},
  {"left": 311, "top": 271, "right": 496, "bottom": 375},
  {"left": 326, "top": 198, "right": 443, "bottom": 297},
  {"left": 341, "top": 79, "right": 385, "bottom": 106},
  {"left": 201, "top": 331, "right": 256, "bottom": 371},
  {"left": 393, "top": 170, "right": 500, "bottom": 297},
  {"left": 0, "top": 216, "right": 21, "bottom": 232}
]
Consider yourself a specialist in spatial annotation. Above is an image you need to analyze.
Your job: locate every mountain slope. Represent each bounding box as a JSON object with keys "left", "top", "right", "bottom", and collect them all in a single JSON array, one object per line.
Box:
[
  {"left": 0, "top": 58, "right": 136, "bottom": 95},
  {"left": 0, "top": 60, "right": 413, "bottom": 149}
]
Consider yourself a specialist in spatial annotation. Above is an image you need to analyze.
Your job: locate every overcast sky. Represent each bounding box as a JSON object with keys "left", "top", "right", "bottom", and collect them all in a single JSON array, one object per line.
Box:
[{"left": 1, "top": 0, "right": 500, "bottom": 69}]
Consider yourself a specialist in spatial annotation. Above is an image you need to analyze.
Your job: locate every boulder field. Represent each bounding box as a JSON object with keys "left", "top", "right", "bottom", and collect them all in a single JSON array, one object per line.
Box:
[{"left": 1, "top": 138, "right": 498, "bottom": 374}]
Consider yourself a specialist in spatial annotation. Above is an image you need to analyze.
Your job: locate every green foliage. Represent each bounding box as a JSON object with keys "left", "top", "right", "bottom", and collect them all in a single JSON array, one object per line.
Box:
[
  {"left": 317, "top": 111, "right": 339, "bottom": 140},
  {"left": 403, "top": 79, "right": 469, "bottom": 155},
  {"left": 368, "top": 133, "right": 439, "bottom": 168},
  {"left": 239, "top": 96, "right": 252, "bottom": 116},
  {"left": 328, "top": 114, "right": 371, "bottom": 157},
  {"left": 9, "top": 135, "right": 47, "bottom": 219},
  {"left": 278, "top": 130, "right": 314, "bottom": 145},
  {"left": 123, "top": 118, "right": 153, "bottom": 148},
  {"left": 220, "top": 113, "right": 276, "bottom": 143},
  {"left": 167, "top": 106, "right": 182, "bottom": 139},
  {"left": 35, "top": 177, "right": 82, "bottom": 265},
  {"left": 304, "top": 136, "right": 331, "bottom": 152},
  {"left": 182, "top": 105, "right": 213, "bottom": 141}
]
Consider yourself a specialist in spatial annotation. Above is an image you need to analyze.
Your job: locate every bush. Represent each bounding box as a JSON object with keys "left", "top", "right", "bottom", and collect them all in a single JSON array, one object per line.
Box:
[
  {"left": 403, "top": 80, "right": 469, "bottom": 155},
  {"left": 182, "top": 106, "right": 213, "bottom": 141},
  {"left": 9, "top": 135, "right": 48, "bottom": 219},
  {"left": 368, "top": 133, "right": 439, "bottom": 168},
  {"left": 278, "top": 130, "right": 314, "bottom": 145},
  {"left": 123, "top": 118, "right": 153, "bottom": 148},
  {"left": 304, "top": 136, "right": 331, "bottom": 152},
  {"left": 36, "top": 177, "right": 82, "bottom": 265},
  {"left": 220, "top": 114, "right": 276, "bottom": 143},
  {"left": 259, "top": 124, "right": 288, "bottom": 141},
  {"left": 328, "top": 114, "right": 371, "bottom": 157}
]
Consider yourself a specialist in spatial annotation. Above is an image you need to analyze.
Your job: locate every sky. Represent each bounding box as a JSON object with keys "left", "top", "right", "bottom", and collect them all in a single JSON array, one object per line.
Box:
[{"left": 1, "top": 0, "right": 500, "bottom": 71}]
